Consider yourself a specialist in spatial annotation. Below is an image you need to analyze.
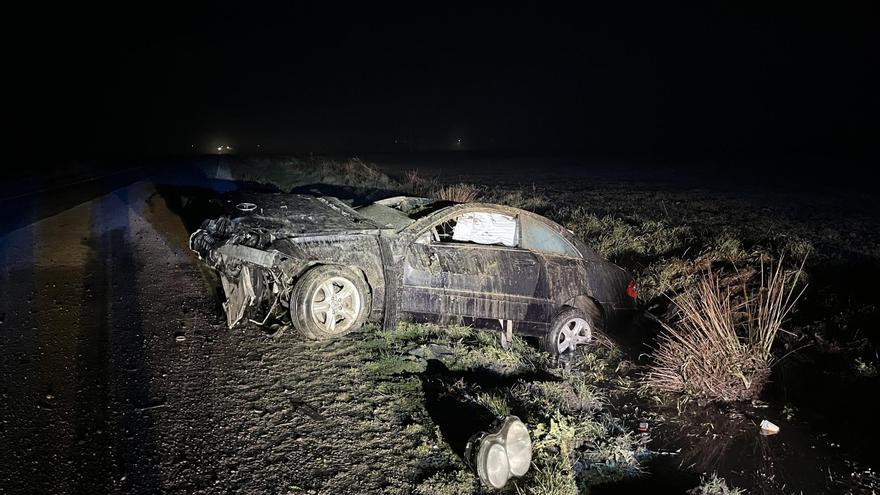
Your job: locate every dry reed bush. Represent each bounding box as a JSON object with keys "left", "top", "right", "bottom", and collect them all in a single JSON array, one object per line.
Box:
[
  {"left": 434, "top": 183, "right": 481, "bottom": 203},
  {"left": 646, "top": 257, "right": 806, "bottom": 402},
  {"left": 401, "top": 169, "right": 435, "bottom": 196}
]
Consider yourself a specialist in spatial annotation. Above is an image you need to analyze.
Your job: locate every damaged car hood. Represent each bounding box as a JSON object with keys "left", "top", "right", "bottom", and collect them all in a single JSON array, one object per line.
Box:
[{"left": 223, "top": 193, "right": 384, "bottom": 237}]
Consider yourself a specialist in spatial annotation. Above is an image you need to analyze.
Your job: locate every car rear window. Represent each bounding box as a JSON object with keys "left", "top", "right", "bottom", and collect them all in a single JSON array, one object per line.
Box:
[{"left": 520, "top": 216, "right": 580, "bottom": 257}]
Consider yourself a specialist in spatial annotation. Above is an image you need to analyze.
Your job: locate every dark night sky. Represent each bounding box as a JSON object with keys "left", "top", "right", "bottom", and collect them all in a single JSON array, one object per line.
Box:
[{"left": 7, "top": 3, "right": 878, "bottom": 160}]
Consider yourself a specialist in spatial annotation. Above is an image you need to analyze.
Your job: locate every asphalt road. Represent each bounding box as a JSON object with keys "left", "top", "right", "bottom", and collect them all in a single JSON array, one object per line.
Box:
[
  {"left": 1, "top": 165, "right": 461, "bottom": 495},
  {"left": 1, "top": 181, "right": 219, "bottom": 492}
]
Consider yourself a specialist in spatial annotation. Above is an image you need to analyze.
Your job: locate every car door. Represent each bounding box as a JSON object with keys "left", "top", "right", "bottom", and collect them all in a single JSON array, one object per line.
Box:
[
  {"left": 519, "top": 214, "right": 589, "bottom": 307},
  {"left": 400, "top": 209, "right": 551, "bottom": 326}
]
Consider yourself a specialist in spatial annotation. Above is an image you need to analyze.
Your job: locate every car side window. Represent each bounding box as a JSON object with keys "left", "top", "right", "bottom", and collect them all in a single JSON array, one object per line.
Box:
[
  {"left": 428, "top": 212, "right": 519, "bottom": 247},
  {"left": 520, "top": 216, "right": 580, "bottom": 257}
]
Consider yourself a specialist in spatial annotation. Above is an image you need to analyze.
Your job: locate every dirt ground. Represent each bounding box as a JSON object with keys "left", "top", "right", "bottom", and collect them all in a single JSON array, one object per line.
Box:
[
  {"left": 0, "top": 180, "right": 456, "bottom": 494},
  {"left": 2, "top": 158, "right": 878, "bottom": 494}
]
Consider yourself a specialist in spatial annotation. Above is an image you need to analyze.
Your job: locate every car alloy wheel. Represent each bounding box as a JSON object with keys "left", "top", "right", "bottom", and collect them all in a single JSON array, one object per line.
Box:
[
  {"left": 309, "top": 276, "right": 362, "bottom": 334},
  {"left": 556, "top": 316, "right": 591, "bottom": 353},
  {"left": 291, "top": 265, "right": 371, "bottom": 340},
  {"left": 542, "top": 307, "right": 595, "bottom": 356}
]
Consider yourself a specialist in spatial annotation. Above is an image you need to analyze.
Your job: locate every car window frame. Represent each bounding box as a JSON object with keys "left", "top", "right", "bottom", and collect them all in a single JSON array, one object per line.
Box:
[
  {"left": 407, "top": 204, "right": 584, "bottom": 259},
  {"left": 518, "top": 213, "right": 583, "bottom": 260},
  {"left": 413, "top": 207, "right": 525, "bottom": 253}
]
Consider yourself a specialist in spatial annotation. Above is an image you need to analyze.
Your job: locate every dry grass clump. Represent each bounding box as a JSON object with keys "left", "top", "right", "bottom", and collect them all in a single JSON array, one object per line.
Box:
[
  {"left": 687, "top": 473, "right": 745, "bottom": 495},
  {"left": 434, "top": 183, "right": 482, "bottom": 203},
  {"left": 397, "top": 171, "right": 480, "bottom": 203},
  {"left": 489, "top": 186, "right": 550, "bottom": 213},
  {"left": 330, "top": 157, "right": 394, "bottom": 188},
  {"left": 215, "top": 155, "right": 398, "bottom": 192},
  {"left": 400, "top": 169, "right": 439, "bottom": 196},
  {"left": 646, "top": 258, "right": 806, "bottom": 402}
]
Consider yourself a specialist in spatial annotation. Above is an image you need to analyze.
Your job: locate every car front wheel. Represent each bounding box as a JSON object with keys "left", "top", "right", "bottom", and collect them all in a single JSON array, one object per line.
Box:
[{"left": 290, "top": 265, "right": 371, "bottom": 340}]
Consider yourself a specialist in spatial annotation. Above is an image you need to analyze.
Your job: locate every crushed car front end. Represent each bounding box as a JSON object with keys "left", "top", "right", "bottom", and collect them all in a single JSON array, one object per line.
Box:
[{"left": 189, "top": 193, "right": 387, "bottom": 329}]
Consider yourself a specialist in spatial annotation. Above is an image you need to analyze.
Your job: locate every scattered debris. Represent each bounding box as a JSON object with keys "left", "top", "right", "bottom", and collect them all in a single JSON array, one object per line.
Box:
[
  {"left": 291, "top": 400, "right": 324, "bottom": 421},
  {"left": 135, "top": 401, "right": 168, "bottom": 412},
  {"left": 267, "top": 324, "right": 287, "bottom": 338},
  {"left": 281, "top": 389, "right": 325, "bottom": 421},
  {"left": 759, "top": 419, "right": 780, "bottom": 435}
]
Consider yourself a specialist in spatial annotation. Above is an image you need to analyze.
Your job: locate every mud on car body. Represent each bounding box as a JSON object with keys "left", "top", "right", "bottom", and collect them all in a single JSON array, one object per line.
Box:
[{"left": 189, "top": 193, "right": 638, "bottom": 355}]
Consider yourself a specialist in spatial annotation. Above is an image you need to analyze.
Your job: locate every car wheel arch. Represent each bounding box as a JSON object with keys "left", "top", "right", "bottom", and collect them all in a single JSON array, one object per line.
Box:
[
  {"left": 293, "top": 261, "right": 373, "bottom": 296},
  {"left": 560, "top": 295, "right": 605, "bottom": 331}
]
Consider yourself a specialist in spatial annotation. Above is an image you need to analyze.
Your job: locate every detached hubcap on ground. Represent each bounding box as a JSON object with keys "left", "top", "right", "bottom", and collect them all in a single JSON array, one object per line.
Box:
[
  {"left": 557, "top": 317, "right": 591, "bottom": 353},
  {"left": 310, "top": 276, "right": 361, "bottom": 334}
]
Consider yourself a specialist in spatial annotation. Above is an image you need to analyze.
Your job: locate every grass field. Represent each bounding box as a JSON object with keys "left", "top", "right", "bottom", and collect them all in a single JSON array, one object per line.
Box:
[{"left": 204, "top": 155, "right": 880, "bottom": 493}]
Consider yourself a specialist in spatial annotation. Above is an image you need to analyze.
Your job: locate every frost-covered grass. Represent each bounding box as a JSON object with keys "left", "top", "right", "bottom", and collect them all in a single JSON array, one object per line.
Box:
[
  {"left": 215, "top": 155, "right": 398, "bottom": 193},
  {"left": 224, "top": 155, "right": 880, "bottom": 492},
  {"left": 688, "top": 473, "right": 745, "bottom": 495},
  {"left": 348, "top": 322, "right": 649, "bottom": 493}
]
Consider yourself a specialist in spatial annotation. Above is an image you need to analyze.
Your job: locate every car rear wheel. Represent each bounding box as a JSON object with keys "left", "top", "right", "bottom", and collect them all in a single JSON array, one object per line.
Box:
[
  {"left": 541, "top": 307, "right": 593, "bottom": 356},
  {"left": 290, "top": 265, "right": 370, "bottom": 340}
]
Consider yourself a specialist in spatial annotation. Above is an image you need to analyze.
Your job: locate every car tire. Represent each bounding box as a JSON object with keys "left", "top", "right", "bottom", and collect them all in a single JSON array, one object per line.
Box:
[
  {"left": 541, "top": 307, "right": 595, "bottom": 356},
  {"left": 290, "top": 265, "right": 371, "bottom": 340}
]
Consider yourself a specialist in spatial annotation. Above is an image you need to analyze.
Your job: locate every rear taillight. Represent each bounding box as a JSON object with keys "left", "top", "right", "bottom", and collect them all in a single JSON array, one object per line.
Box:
[{"left": 626, "top": 279, "right": 638, "bottom": 300}]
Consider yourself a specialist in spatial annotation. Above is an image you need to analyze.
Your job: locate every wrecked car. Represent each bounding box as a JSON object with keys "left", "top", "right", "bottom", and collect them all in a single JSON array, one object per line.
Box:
[{"left": 189, "top": 193, "right": 638, "bottom": 355}]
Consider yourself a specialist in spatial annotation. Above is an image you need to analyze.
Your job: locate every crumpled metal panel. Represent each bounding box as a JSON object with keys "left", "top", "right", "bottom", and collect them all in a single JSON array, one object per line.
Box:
[
  {"left": 272, "top": 234, "right": 387, "bottom": 317},
  {"left": 215, "top": 244, "right": 280, "bottom": 268},
  {"left": 219, "top": 264, "right": 257, "bottom": 328}
]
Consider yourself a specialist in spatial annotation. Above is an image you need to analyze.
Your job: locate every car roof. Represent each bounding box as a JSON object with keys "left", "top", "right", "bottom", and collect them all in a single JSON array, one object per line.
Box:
[{"left": 356, "top": 196, "right": 457, "bottom": 230}]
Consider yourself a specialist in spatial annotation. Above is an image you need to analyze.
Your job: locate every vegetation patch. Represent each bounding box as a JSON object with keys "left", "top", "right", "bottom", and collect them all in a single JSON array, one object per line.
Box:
[
  {"left": 687, "top": 473, "right": 745, "bottom": 495},
  {"left": 221, "top": 156, "right": 398, "bottom": 194},
  {"left": 219, "top": 157, "right": 875, "bottom": 492},
  {"left": 645, "top": 259, "right": 806, "bottom": 402},
  {"left": 434, "top": 183, "right": 482, "bottom": 203},
  {"left": 414, "top": 469, "right": 478, "bottom": 495}
]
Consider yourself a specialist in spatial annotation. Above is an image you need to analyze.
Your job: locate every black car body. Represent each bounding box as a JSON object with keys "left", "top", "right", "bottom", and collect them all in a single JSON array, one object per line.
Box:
[{"left": 190, "top": 193, "right": 637, "bottom": 354}]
